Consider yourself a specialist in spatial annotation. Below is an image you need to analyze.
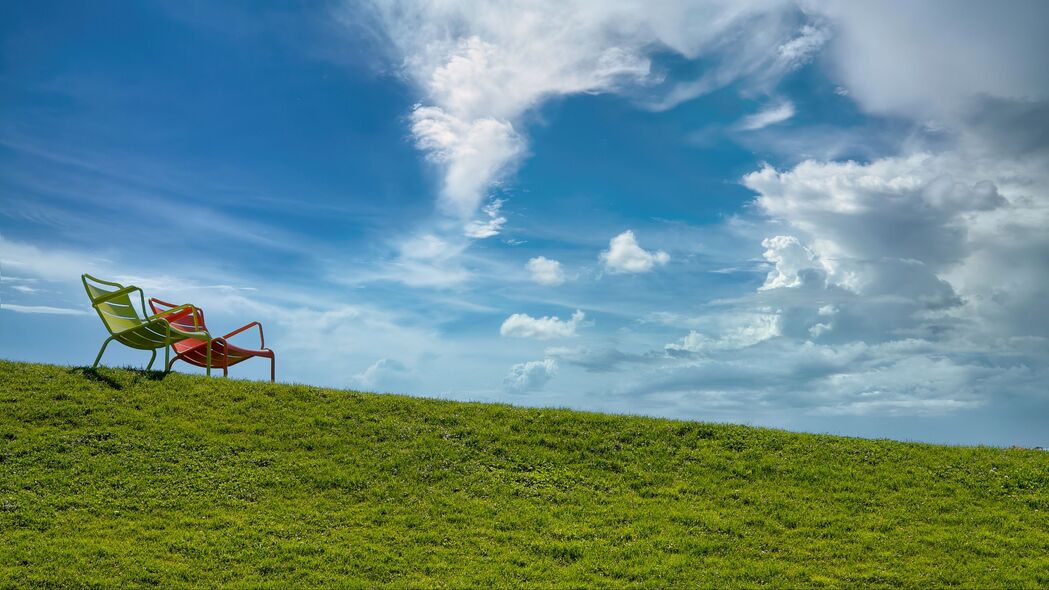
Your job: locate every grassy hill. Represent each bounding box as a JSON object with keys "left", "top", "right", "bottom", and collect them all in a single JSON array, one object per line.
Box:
[{"left": 0, "top": 360, "right": 1046, "bottom": 587}]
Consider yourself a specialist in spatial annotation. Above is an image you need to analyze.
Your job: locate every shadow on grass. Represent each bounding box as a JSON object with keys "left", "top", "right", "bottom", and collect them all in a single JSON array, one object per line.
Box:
[
  {"left": 70, "top": 367, "right": 123, "bottom": 389},
  {"left": 70, "top": 366, "right": 168, "bottom": 389}
]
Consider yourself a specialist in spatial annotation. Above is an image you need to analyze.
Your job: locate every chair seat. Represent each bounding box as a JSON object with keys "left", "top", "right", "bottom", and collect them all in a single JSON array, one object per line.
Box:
[{"left": 175, "top": 338, "right": 274, "bottom": 369}]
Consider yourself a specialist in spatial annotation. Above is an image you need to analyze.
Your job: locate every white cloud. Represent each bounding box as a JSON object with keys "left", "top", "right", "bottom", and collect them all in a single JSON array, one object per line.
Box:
[
  {"left": 364, "top": 0, "right": 812, "bottom": 217},
  {"left": 463, "top": 198, "right": 507, "bottom": 238},
  {"left": 0, "top": 234, "right": 106, "bottom": 282},
  {"left": 619, "top": 338, "right": 1044, "bottom": 419},
  {"left": 503, "top": 358, "right": 558, "bottom": 393},
  {"left": 738, "top": 99, "right": 795, "bottom": 130},
  {"left": 353, "top": 358, "right": 416, "bottom": 391},
  {"left": 394, "top": 19, "right": 652, "bottom": 217},
  {"left": 808, "top": 304, "right": 837, "bottom": 338},
  {"left": 807, "top": 322, "right": 832, "bottom": 339},
  {"left": 411, "top": 105, "right": 525, "bottom": 216},
  {"left": 353, "top": 0, "right": 833, "bottom": 285},
  {"left": 759, "top": 235, "right": 828, "bottom": 290},
  {"left": 744, "top": 154, "right": 1011, "bottom": 300},
  {"left": 739, "top": 133, "right": 1049, "bottom": 352},
  {"left": 776, "top": 24, "right": 831, "bottom": 66},
  {"left": 810, "top": 1, "right": 1049, "bottom": 119},
  {"left": 666, "top": 313, "right": 781, "bottom": 353},
  {"left": 526, "top": 256, "right": 565, "bottom": 286},
  {"left": 0, "top": 303, "right": 89, "bottom": 316},
  {"left": 544, "top": 345, "right": 647, "bottom": 373},
  {"left": 622, "top": 93, "right": 1049, "bottom": 422},
  {"left": 650, "top": 18, "right": 829, "bottom": 111},
  {"left": 600, "top": 230, "right": 669, "bottom": 273},
  {"left": 500, "top": 309, "right": 586, "bottom": 339},
  {"left": 386, "top": 233, "right": 472, "bottom": 288}
]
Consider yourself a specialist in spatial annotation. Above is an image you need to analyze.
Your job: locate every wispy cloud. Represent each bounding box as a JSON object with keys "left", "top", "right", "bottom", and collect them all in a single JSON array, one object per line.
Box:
[
  {"left": 1, "top": 303, "right": 89, "bottom": 316},
  {"left": 463, "top": 198, "right": 507, "bottom": 238},
  {"left": 738, "top": 100, "right": 795, "bottom": 130}
]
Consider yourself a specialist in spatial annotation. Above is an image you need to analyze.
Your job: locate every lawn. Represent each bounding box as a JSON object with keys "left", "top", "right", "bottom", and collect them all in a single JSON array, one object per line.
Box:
[{"left": 1, "top": 360, "right": 1046, "bottom": 587}]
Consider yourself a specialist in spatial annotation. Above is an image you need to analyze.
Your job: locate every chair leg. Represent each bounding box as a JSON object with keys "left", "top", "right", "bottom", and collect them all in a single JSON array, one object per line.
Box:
[
  {"left": 270, "top": 354, "right": 275, "bottom": 383},
  {"left": 205, "top": 341, "right": 212, "bottom": 377},
  {"left": 164, "top": 343, "right": 170, "bottom": 374},
  {"left": 92, "top": 336, "right": 114, "bottom": 369},
  {"left": 167, "top": 356, "right": 178, "bottom": 372},
  {"left": 147, "top": 349, "right": 157, "bottom": 370}
]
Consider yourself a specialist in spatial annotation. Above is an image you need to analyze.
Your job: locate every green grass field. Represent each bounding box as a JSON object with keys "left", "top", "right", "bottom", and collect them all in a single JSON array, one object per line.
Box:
[{"left": 1, "top": 360, "right": 1046, "bottom": 587}]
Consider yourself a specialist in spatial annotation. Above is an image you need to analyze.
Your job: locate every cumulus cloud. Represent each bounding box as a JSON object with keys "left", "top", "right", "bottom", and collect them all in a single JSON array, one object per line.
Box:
[
  {"left": 679, "top": 127, "right": 1048, "bottom": 414},
  {"left": 619, "top": 100, "right": 1049, "bottom": 421},
  {"left": 500, "top": 309, "right": 586, "bottom": 339},
  {"left": 738, "top": 99, "right": 795, "bottom": 130},
  {"left": 526, "top": 256, "right": 565, "bottom": 286},
  {"left": 759, "top": 235, "right": 827, "bottom": 290},
  {"left": 503, "top": 358, "right": 558, "bottom": 393},
  {"left": 743, "top": 155, "right": 1011, "bottom": 302},
  {"left": 808, "top": 305, "right": 837, "bottom": 338},
  {"left": 600, "top": 230, "right": 670, "bottom": 273},
  {"left": 811, "top": 0, "right": 1049, "bottom": 119},
  {"left": 666, "top": 313, "right": 781, "bottom": 354},
  {"left": 353, "top": 358, "right": 416, "bottom": 391},
  {"left": 744, "top": 154, "right": 1015, "bottom": 316}
]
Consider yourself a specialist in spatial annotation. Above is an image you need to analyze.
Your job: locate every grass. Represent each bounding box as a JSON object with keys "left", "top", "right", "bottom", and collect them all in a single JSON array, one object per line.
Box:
[{"left": 0, "top": 360, "right": 1046, "bottom": 588}]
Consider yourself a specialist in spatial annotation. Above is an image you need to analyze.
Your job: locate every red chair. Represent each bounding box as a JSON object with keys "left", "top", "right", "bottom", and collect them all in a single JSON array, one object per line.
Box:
[{"left": 148, "top": 298, "right": 275, "bottom": 382}]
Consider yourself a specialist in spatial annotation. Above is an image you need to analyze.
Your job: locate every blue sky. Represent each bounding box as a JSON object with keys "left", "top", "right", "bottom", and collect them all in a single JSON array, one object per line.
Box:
[{"left": 3, "top": 1, "right": 1048, "bottom": 446}]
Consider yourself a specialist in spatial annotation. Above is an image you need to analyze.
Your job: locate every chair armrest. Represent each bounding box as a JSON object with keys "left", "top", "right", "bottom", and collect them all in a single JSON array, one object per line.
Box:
[
  {"left": 223, "top": 321, "right": 265, "bottom": 348},
  {"left": 147, "top": 304, "right": 202, "bottom": 332},
  {"left": 91, "top": 285, "right": 141, "bottom": 305},
  {"left": 166, "top": 322, "right": 211, "bottom": 341},
  {"left": 109, "top": 315, "right": 209, "bottom": 341},
  {"left": 169, "top": 323, "right": 210, "bottom": 338}
]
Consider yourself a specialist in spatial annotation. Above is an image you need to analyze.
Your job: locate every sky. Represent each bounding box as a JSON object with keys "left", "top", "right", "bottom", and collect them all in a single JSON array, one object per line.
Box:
[{"left": 2, "top": 0, "right": 1047, "bottom": 447}]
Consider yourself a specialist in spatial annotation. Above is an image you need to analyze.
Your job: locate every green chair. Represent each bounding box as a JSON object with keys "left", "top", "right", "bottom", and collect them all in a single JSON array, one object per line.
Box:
[{"left": 82, "top": 274, "right": 213, "bottom": 374}]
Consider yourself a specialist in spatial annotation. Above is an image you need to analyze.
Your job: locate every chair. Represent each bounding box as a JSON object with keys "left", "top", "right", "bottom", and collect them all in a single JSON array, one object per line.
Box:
[
  {"left": 82, "top": 274, "right": 212, "bottom": 374},
  {"left": 148, "top": 298, "right": 275, "bottom": 382}
]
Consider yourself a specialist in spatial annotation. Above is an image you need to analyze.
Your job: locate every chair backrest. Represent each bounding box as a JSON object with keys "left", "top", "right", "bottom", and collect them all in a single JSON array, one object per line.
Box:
[
  {"left": 82, "top": 274, "right": 144, "bottom": 334},
  {"left": 148, "top": 297, "right": 208, "bottom": 333},
  {"left": 148, "top": 298, "right": 208, "bottom": 353}
]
